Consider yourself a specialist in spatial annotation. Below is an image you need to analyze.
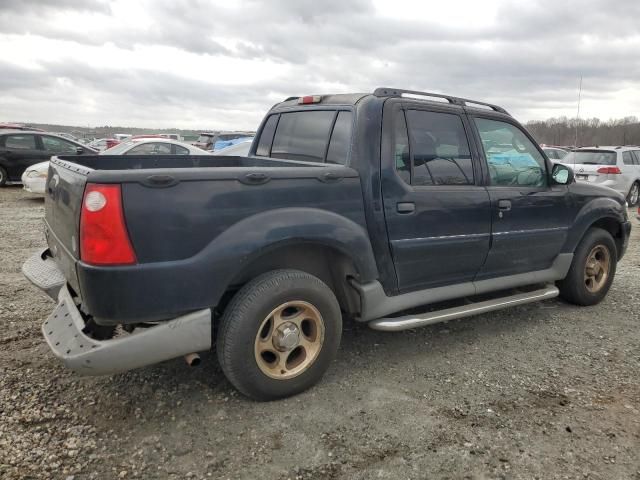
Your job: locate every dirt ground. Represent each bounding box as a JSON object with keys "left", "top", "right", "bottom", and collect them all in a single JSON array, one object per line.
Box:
[{"left": 1, "top": 184, "right": 639, "bottom": 480}]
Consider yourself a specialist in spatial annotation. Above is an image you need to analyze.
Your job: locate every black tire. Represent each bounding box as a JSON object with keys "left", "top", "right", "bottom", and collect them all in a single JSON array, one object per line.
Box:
[
  {"left": 627, "top": 181, "right": 639, "bottom": 207},
  {"left": 0, "top": 166, "right": 7, "bottom": 187},
  {"left": 557, "top": 227, "right": 617, "bottom": 306},
  {"left": 216, "top": 269, "right": 342, "bottom": 401}
]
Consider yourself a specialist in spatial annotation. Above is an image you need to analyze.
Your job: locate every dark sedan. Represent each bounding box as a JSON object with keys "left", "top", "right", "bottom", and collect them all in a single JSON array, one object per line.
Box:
[{"left": 0, "top": 131, "right": 97, "bottom": 186}]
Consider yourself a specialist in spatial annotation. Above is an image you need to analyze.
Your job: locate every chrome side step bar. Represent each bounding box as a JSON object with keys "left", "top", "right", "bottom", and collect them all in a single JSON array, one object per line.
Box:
[{"left": 368, "top": 285, "right": 559, "bottom": 332}]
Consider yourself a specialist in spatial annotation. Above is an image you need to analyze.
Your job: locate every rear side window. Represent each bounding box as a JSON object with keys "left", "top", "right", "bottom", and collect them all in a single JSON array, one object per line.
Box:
[
  {"left": 270, "top": 111, "right": 336, "bottom": 162},
  {"left": 326, "top": 111, "right": 353, "bottom": 165},
  {"left": 405, "top": 110, "right": 474, "bottom": 186},
  {"left": 633, "top": 151, "right": 640, "bottom": 165},
  {"left": 255, "top": 115, "right": 279, "bottom": 157},
  {"left": 622, "top": 151, "right": 634, "bottom": 165},
  {"left": 174, "top": 145, "right": 189, "bottom": 155},
  {"left": 5, "top": 134, "right": 37, "bottom": 150}
]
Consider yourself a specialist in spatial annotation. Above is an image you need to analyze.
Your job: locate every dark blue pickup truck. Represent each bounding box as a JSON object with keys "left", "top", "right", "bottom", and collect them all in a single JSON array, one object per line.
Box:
[{"left": 23, "top": 88, "right": 631, "bottom": 400}]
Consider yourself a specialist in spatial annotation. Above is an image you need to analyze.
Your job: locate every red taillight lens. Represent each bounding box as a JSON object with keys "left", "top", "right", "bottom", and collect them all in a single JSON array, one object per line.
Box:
[
  {"left": 597, "top": 166, "right": 621, "bottom": 174},
  {"left": 80, "top": 183, "right": 136, "bottom": 265}
]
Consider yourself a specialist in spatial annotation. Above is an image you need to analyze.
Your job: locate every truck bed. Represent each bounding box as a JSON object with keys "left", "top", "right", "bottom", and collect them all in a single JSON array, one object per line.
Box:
[{"left": 44, "top": 155, "right": 369, "bottom": 323}]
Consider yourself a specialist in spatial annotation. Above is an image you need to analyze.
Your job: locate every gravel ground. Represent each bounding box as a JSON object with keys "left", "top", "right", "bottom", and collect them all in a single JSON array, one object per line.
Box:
[{"left": 1, "top": 185, "right": 639, "bottom": 480}]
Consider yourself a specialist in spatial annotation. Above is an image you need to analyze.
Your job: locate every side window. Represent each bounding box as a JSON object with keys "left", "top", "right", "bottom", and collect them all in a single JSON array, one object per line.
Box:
[
  {"left": 255, "top": 115, "right": 279, "bottom": 157},
  {"left": 393, "top": 109, "right": 411, "bottom": 183},
  {"left": 42, "top": 136, "right": 77, "bottom": 154},
  {"left": 406, "top": 110, "right": 474, "bottom": 186},
  {"left": 326, "top": 111, "right": 353, "bottom": 165},
  {"left": 474, "top": 118, "right": 547, "bottom": 187},
  {"left": 633, "top": 151, "right": 640, "bottom": 165},
  {"left": 174, "top": 145, "right": 189, "bottom": 155},
  {"left": 5, "top": 134, "right": 37, "bottom": 150},
  {"left": 622, "top": 151, "right": 634, "bottom": 166},
  {"left": 271, "top": 111, "right": 335, "bottom": 162}
]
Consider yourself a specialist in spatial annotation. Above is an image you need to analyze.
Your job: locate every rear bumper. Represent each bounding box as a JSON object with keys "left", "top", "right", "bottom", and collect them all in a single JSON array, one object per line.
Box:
[{"left": 23, "top": 249, "right": 212, "bottom": 376}]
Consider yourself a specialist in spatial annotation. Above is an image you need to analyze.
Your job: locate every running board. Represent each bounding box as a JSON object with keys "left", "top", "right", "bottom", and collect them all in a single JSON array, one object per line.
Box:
[{"left": 367, "top": 285, "right": 559, "bottom": 332}]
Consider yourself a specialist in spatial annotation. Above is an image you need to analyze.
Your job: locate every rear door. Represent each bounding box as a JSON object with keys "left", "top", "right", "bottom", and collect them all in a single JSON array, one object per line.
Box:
[
  {"left": 471, "top": 115, "right": 570, "bottom": 279},
  {"left": 381, "top": 100, "right": 491, "bottom": 292},
  {"left": 0, "top": 133, "right": 48, "bottom": 179}
]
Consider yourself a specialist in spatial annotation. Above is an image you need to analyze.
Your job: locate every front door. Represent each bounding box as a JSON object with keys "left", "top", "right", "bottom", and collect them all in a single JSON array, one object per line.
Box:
[
  {"left": 381, "top": 101, "right": 492, "bottom": 292},
  {"left": 471, "top": 116, "right": 570, "bottom": 280}
]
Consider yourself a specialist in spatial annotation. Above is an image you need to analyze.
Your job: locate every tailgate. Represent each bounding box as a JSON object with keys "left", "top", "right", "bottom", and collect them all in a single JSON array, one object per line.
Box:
[
  {"left": 44, "top": 157, "right": 91, "bottom": 294},
  {"left": 571, "top": 163, "right": 601, "bottom": 182}
]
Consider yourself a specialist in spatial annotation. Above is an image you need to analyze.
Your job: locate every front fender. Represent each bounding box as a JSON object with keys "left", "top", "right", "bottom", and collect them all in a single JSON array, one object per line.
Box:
[{"left": 562, "top": 196, "right": 626, "bottom": 253}]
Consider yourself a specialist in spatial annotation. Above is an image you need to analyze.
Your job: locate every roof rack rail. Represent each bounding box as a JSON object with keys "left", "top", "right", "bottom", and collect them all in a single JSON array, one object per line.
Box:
[{"left": 373, "top": 87, "right": 509, "bottom": 115}]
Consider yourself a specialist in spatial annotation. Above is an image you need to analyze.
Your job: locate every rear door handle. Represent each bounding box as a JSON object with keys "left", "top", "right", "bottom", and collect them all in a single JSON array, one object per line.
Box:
[
  {"left": 498, "top": 200, "right": 512, "bottom": 211},
  {"left": 397, "top": 202, "right": 415, "bottom": 214}
]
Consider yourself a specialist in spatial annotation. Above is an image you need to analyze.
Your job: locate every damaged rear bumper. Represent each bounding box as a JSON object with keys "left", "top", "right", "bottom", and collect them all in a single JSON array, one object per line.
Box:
[{"left": 23, "top": 249, "right": 212, "bottom": 376}]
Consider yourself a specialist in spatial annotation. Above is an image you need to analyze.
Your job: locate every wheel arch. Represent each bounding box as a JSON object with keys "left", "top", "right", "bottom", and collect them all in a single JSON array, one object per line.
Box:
[{"left": 219, "top": 241, "right": 363, "bottom": 317}]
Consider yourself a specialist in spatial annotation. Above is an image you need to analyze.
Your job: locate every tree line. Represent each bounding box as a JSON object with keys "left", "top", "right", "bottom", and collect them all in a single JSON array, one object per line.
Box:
[{"left": 526, "top": 117, "right": 640, "bottom": 148}]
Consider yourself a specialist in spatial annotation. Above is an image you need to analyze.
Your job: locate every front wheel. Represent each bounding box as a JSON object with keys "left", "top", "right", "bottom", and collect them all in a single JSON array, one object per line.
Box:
[
  {"left": 627, "top": 181, "right": 639, "bottom": 207},
  {"left": 216, "top": 269, "right": 342, "bottom": 401},
  {"left": 0, "top": 166, "right": 7, "bottom": 187},
  {"left": 557, "top": 227, "right": 617, "bottom": 306}
]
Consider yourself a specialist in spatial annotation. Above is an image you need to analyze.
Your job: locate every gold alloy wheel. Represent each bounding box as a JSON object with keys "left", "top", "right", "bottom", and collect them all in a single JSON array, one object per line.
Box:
[
  {"left": 584, "top": 244, "right": 611, "bottom": 293},
  {"left": 254, "top": 301, "right": 325, "bottom": 380}
]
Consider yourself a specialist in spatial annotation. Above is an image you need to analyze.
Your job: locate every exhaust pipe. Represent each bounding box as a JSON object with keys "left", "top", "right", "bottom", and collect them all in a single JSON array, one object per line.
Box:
[{"left": 184, "top": 353, "right": 201, "bottom": 367}]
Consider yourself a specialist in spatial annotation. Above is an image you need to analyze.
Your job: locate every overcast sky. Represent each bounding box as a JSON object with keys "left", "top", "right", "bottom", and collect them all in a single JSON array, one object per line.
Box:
[{"left": 0, "top": 0, "right": 638, "bottom": 130}]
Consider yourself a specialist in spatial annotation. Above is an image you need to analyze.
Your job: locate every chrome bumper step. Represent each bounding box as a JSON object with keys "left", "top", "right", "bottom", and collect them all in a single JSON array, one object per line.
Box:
[{"left": 368, "top": 285, "right": 559, "bottom": 332}]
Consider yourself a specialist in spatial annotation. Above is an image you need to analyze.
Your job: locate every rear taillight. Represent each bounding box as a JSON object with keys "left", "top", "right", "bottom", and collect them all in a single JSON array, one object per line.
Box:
[
  {"left": 80, "top": 183, "right": 136, "bottom": 265},
  {"left": 597, "top": 166, "right": 621, "bottom": 174}
]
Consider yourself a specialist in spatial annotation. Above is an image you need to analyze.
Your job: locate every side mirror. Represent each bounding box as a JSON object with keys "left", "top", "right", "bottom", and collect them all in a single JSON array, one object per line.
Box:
[
  {"left": 551, "top": 163, "right": 574, "bottom": 185},
  {"left": 76, "top": 146, "right": 84, "bottom": 155}
]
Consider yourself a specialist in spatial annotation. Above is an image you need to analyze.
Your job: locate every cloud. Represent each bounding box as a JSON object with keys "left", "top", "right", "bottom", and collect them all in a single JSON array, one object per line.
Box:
[{"left": 0, "top": 0, "right": 639, "bottom": 127}]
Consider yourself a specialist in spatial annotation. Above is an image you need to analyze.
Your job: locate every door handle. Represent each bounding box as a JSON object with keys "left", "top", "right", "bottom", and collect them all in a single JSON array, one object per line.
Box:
[
  {"left": 397, "top": 202, "right": 415, "bottom": 214},
  {"left": 498, "top": 200, "right": 512, "bottom": 211}
]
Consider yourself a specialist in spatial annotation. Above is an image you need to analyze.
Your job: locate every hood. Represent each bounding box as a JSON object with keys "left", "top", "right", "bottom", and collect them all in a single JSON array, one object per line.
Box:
[{"left": 568, "top": 178, "right": 626, "bottom": 205}]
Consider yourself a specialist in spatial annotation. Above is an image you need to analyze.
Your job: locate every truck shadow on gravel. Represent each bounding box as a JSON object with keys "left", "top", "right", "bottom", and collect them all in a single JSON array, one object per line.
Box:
[{"left": 96, "top": 299, "right": 567, "bottom": 403}]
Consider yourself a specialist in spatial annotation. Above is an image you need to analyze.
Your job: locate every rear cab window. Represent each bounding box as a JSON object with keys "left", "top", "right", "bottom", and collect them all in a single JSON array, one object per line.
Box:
[{"left": 255, "top": 109, "right": 353, "bottom": 164}]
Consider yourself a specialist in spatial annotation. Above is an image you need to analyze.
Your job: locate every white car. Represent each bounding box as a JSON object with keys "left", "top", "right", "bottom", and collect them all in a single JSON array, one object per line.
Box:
[
  {"left": 101, "top": 138, "right": 209, "bottom": 155},
  {"left": 21, "top": 161, "right": 49, "bottom": 195},
  {"left": 562, "top": 146, "right": 640, "bottom": 206},
  {"left": 212, "top": 139, "right": 252, "bottom": 156}
]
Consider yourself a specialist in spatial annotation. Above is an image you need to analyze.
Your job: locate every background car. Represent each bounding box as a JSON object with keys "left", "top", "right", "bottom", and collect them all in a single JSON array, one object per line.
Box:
[
  {"left": 562, "top": 146, "right": 640, "bottom": 205},
  {"left": 20, "top": 161, "right": 49, "bottom": 195},
  {"left": 212, "top": 139, "right": 253, "bottom": 156},
  {"left": 194, "top": 131, "right": 255, "bottom": 151},
  {"left": 542, "top": 146, "right": 569, "bottom": 160},
  {"left": 100, "top": 137, "right": 209, "bottom": 155},
  {"left": 0, "top": 130, "right": 97, "bottom": 186},
  {"left": 87, "top": 138, "right": 120, "bottom": 151}
]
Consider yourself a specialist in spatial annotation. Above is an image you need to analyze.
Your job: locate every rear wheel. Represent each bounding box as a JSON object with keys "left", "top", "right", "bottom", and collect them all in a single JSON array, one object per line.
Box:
[
  {"left": 216, "top": 269, "right": 342, "bottom": 401},
  {"left": 627, "top": 181, "right": 639, "bottom": 207},
  {"left": 0, "top": 166, "right": 7, "bottom": 187},
  {"left": 557, "top": 227, "right": 617, "bottom": 306}
]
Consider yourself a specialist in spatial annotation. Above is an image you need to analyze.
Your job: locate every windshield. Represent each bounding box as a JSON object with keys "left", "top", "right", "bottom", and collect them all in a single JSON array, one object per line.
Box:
[{"left": 563, "top": 150, "right": 617, "bottom": 166}]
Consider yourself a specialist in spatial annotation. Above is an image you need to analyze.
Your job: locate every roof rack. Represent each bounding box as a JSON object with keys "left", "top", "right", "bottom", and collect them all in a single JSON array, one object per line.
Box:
[{"left": 373, "top": 87, "right": 509, "bottom": 115}]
